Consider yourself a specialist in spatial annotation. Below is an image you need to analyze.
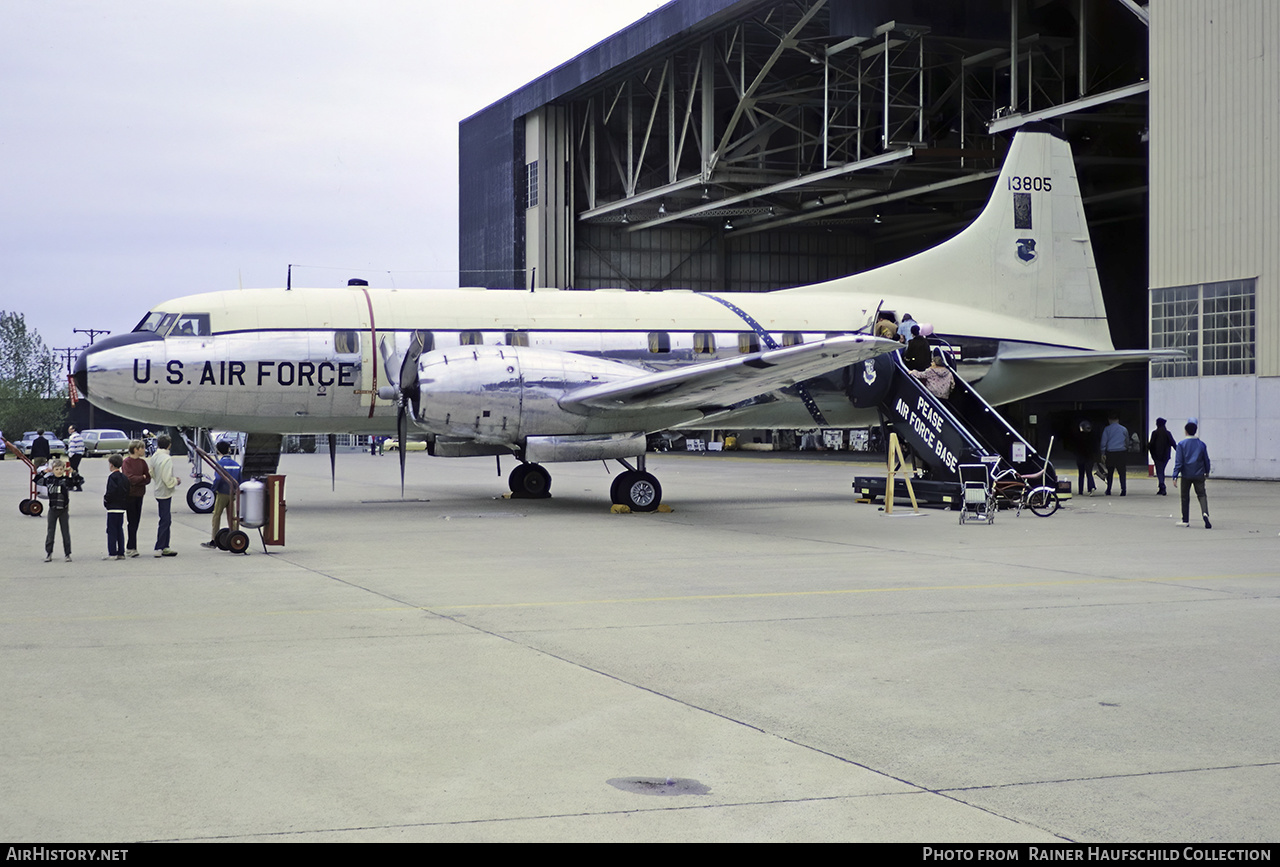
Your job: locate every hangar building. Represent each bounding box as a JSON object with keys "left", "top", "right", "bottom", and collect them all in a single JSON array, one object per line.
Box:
[{"left": 460, "top": 0, "right": 1277, "bottom": 479}]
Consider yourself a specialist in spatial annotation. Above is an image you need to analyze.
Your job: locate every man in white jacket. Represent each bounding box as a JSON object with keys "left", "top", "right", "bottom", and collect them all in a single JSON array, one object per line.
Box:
[{"left": 148, "top": 434, "right": 182, "bottom": 556}]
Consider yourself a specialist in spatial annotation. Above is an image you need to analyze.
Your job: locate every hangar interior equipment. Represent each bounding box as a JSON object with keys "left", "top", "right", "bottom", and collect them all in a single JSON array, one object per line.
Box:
[{"left": 461, "top": 0, "right": 1278, "bottom": 478}]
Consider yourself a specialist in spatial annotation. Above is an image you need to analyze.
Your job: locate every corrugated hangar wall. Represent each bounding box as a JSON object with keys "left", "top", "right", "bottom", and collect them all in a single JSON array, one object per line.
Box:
[{"left": 1149, "top": 0, "right": 1280, "bottom": 478}]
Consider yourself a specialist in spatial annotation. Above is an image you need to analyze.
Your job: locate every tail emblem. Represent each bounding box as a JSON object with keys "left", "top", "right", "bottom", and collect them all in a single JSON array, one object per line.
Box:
[
  {"left": 1016, "top": 238, "right": 1038, "bottom": 263},
  {"left": 862, "top": 359, "right": 878, "bottom": 385}
]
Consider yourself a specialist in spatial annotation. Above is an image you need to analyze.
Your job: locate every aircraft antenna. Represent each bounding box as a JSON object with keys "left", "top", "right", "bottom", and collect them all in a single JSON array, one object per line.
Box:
[{"left": 286, "top": 264, "right": 292, "bottom": 291}]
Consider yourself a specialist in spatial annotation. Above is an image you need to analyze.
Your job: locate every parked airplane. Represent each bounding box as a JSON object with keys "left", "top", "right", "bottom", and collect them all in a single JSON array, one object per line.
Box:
[{"left": 74, "top": 123, "right": 1167, "bottom": 510}]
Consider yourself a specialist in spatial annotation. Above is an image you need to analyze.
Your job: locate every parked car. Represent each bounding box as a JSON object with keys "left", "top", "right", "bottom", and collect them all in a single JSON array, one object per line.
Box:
[
  {"left": 81, "top": 429, "right": 132, "bottom": 457},
  {"left": 18, "top": 431, "right": 67, "bottom": 457}
]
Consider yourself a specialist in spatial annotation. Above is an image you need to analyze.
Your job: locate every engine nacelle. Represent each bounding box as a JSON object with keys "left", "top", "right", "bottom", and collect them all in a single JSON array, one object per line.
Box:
[{"left": 413, "top": 345, "right": 646, "bottom": 446}]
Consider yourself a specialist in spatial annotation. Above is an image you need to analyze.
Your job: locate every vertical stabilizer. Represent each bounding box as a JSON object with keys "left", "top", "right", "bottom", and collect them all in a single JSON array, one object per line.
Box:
[{"left": 804, "top": 123, "right": 1114, "bottom": 351}]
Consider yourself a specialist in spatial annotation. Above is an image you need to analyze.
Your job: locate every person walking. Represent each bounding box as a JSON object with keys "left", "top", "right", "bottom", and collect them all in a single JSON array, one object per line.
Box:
[
  {"left": 1173, "top": 420, "right": 1212, "bottom": 529},
  {"left": 148, "top": 434, "right": 181, "bottom": 557},
  {"left": 43, "top": 459, "right": 73, "bottom": 562},
  {"left": 122, "top": 440, "right": 151, "bottom": 557},
  {"left": 30, "top": 430, "right": 51, "bottom": 468},
  {"left": 1070, "top": 419, "right": 1098, "bottom": 496},
  {"left": 1148, "top": 417, "right": 1177, "bottom": 496},
  {"left": 1100, "top": 413, "right": 1129, "bottom": 496}
]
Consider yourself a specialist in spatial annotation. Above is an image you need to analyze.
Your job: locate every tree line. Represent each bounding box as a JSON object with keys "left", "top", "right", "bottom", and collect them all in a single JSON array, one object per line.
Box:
[{"left": 0, "top": 310, "right": 67, "bottom": 441}]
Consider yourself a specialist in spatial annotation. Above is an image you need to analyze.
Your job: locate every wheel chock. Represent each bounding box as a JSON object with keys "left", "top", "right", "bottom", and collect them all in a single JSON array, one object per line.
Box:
[
  {"left": 610, "top": 504, "right": 631, "bottom": 514},
  {"left": 656, "top": 504, "right": 673, "bottom": 513}
]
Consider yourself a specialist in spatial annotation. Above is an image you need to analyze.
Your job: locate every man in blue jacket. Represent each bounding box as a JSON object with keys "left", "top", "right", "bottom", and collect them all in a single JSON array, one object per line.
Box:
[
  {"left": 1100, "top": 414, "right": 1129, "bottom": 496},
  {"left": 1172, "top": 420, "right": 1211, "bottom": 529}
]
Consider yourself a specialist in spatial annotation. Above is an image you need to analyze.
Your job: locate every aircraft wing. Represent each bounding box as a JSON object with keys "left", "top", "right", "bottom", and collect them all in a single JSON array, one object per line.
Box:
[{"left": 559, "top": 334, "right": 897, "bottom": 414}]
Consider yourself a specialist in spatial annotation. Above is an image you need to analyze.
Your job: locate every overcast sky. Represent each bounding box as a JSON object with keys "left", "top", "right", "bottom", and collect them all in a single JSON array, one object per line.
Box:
[{"left": 1, "top": 0, "right": 667, "bottom": 367}]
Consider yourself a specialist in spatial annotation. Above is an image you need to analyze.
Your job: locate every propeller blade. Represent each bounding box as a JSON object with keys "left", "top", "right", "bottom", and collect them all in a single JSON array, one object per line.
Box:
[
  {"left": 378, "top": 336, "right": 403, "bottom": 391},
  {"left": 400, "top": 331, "right": 423, "bottom": 396},
  {"left": 398, "top": 404, "right": 407, "bottom": 498}
]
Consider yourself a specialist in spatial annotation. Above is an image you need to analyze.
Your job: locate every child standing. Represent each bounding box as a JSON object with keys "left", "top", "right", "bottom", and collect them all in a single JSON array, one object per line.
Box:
[
  {"left": 104, "top": 454, "right": 130, "bottom": 560},
  {"left": 44, "top": 459, "right": 73, "bottom": 562}
]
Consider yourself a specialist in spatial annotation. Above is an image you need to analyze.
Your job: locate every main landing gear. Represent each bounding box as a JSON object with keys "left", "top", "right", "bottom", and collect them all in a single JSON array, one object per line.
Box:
[
  {"left": 508, "top": 462, "right": 552, "bottom": 498},
  {"left": 504, "top": 456, "right": 665, "bottom": 511},
  {"left": 609, "top": 456, "right": 662, "bottom": 512}
]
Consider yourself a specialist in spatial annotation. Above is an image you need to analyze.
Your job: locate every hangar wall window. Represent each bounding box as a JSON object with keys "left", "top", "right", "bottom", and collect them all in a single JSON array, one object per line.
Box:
[
  {"left": 459, "top": 330, "right": 484, "bottom": 346},
  {"left": 738, "top": 333, "right": 761, "bottom": 354},
  {"left": 1151, "top": 279, "right": 1255, "bottom": 378},
  {"left": 648, "top": 332, "right": 670, "bottom": 353},
  {"left": 693, "top": 332, "right": 716, "bottom": 354},
  {"left": 782, "top": 332, "right": 804, "bottom": 347},
  {"left": 525, "top": 161, "right": 538, "bottom": 209},
  {"left": 505, "top": 331, "right": 529, "bottom": 346}
]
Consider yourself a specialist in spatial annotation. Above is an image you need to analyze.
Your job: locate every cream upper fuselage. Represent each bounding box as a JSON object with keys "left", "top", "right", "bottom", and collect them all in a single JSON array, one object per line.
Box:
[{"left": 74, "top": 281, "right": 1111, "bottom": 439}]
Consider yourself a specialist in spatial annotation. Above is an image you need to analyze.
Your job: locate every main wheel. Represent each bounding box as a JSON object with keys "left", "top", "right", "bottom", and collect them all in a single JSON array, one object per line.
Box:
[
  {"left": 187, "top": 482, "right": 215, "bottom": 514},
  {"left": 1027, "top": 487, "right": 1060, "bottom": 517},
  {"left": 509, "top": 463, "right": 551, "bottom": 497},
  {"left": 508, "top": 463, "right": 528, "bottom": 493},
  {"left": 615, "top": 471, "right": 661, "bottom": 512},
  {"left": 227, "top": 530, "right": 250, "bottom": 554},
  {"left": 27, "top": 499, "right": 43, "bottom": 517}
]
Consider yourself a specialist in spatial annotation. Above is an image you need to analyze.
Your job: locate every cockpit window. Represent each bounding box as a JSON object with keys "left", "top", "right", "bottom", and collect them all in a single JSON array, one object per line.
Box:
[
  {"left": 171, "top": 313, "right": 210, "bottom": 337},
  {"left": 133, "top": 312, "right": 167, "bottom": 333}
]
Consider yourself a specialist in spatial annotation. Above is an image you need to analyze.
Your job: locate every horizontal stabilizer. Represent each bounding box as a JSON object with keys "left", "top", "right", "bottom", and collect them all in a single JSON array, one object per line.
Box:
[
  {"left": 974, "top": 346, "right": 1187, "bottom": 406},
  {"left": 995, "top": 348, "right": 1185, "bottom": 365},
  {"left": 560, "top": 335, "right": 898, "bottom": 414}
]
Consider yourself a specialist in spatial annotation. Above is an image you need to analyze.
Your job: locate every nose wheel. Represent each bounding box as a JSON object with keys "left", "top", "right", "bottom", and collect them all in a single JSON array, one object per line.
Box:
[{"left": 187, "top": 481, "right": 215, "bottom": 514}]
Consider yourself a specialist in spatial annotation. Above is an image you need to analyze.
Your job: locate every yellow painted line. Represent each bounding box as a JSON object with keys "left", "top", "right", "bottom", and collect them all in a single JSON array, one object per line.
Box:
[
  {"left": 2, "top": 572, "right": 1272, "bottom": 625},
  {"left": 432, "top": 572, "right": 1278, "bottom": 610}
]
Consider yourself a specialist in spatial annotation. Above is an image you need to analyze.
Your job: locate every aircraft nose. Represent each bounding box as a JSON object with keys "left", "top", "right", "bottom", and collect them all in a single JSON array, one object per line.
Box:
[
  {"left": 74, "top": 331, "right": 165, "bottom": 398},
  {"left": 73, "top": 347, "right": 91, "bottom": 397}
]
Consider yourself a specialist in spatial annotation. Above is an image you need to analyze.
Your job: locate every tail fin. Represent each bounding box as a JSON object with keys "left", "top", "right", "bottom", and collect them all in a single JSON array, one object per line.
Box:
[{"left": 806, "top": 123, "right": 1114, "bottom": 351}]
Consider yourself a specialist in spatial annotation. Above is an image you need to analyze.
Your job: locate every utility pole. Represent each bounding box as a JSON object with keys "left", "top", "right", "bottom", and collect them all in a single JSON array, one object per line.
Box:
[
  {"left": 73, "top": 328, "right": 110, "bottom": 344},
  {"left": 52, "top": 347, "right": 82, "bottom": 376}
]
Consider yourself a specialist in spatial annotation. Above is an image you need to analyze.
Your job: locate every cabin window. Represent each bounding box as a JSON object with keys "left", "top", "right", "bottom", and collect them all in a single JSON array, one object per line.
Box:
[
  {"left": 505, "top": 331, "right": 529, "bottom": 347},
  {"left": 648, "top": 332, "right": 670, "bottom": 353},
  {"left": 782, "top": 332, "right": 804, "bottom": 347},
  {"left": 171, "top": 313, "right": 210, "bottom": 337},
  {"left": 738, "top": 332, "right": 761, "bottom": 354},
  {"left": 334, "top": 330, "right": 360, "bottom": 354},
  {"left": 411, "top": 330, "right": 434, "bottom": 354},
  {"left": 693, "top": 332, "right": 716, "bottom": 354},
  {"left": 459, "top": 330, "right": 484, "bottom": 346}
]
